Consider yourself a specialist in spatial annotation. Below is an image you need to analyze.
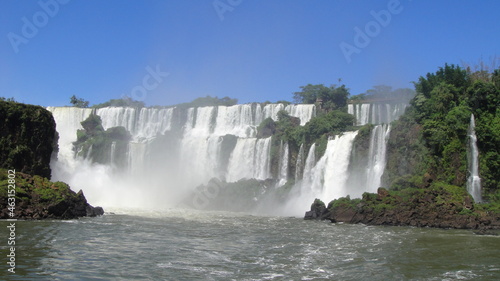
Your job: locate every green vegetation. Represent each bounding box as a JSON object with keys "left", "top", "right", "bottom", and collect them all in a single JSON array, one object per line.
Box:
[
  {"left": 263, "top": 83, "right": 355, "bottom": 180},
  {"left": 327, "top": 195, "right": 360, "bottom": 210},
  {"left": 0, "top": 100, "right": 57, "bottom": 178},
  {"left": 309, "top": 63, "right": 500, "bottom": 229},
  {"left": 256, "top": 117, "right": 277, "bottom": 138},
  {"left": 0, "top": 169, "right": 72, "bottom": 204},
  {"left": 0, "top": 97, "right": 16, "bottom": 102},
  {"left": 73, "top": 114, "right": 131, "bottom": 166},
  {"left": 293, "top": 84, "right": 349, "bottom": 111},
  {"left": 323, "top": 183, "right": 500, "bottom": 229},
  {"left": 174, "top": 95, "right": 238, "bottom": 109},
  {"left": 0, "top": 169, "right": 100, "bottom": 219},
  {"left": 383, "top": 64, "right": 500, "bottom": 201},
  {"left": 92, "top": 97, "right": 145, "bottom": 109},
  {"left": 70, "top": 95, "right": 90, "bottom": 108}
]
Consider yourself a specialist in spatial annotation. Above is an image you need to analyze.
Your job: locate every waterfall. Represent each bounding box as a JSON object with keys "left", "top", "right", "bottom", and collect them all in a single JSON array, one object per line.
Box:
[
  {"left": 365, "top": 124, "right": 391, "bottom": 193},
  {"left": 214, "top": 104, "right": 255, "bottom": 137},
  {"left": 320, "top": 132, "right": 358, "bottom": 200},
  {"left": 110, "top": 141, "right": 116, "bottom": 165},
  {"left": 305, "top": 132, "right": 358, "bottom": 201},
  {"left": 347, "top": 103, "right": 407, "bottom": 126},
  {"left": 262, "top": 103, "right": 285, "bottom": 121},
  {"left": 297, "top": 143, "right": 317, "bottom": 198},
  {"left": 286, "top": 133, "right": 357, "bottom": 215},
  {"left": 359, "top": 104, "right": 370, "bottom": 125},
  {"left": 47, "top": 107, "right": 92, "bottom": 162},
  {"left": 277, "top": 141, "right": 289, "bottom": 186},
  {"left": 97, "top": 107, "right": 137, "bottom": 134},
  {"left": 467, "top": 114, "right": 482, "bottom": 203},
  {"left": 284, "top": 104, "right": 316, "bottom": 125},
  {"left": 302, "top": 143, "right": 316, "bottom": 186},
  {"left": 128, "top": 141, "right": 147, "bottom": 175},
  {"left": 47, "top": 103, "right": 412, "bottom": 213},
  {"left": 226, "top": 137, "right": 272, "bottom": 182},
  {"left": 295, "top": 143, "right": 305, "bottom": 181}
]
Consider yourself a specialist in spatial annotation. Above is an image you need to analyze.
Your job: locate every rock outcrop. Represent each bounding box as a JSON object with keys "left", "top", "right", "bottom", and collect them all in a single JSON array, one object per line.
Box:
[
  {"left": 304, "top": 199, "right": 329, "bottom": 220},
  {"left": 0, "top": 101, "right": 103, "bottom": 219},
  {"left": 305, "top": 186, "right": 500, "bottom": 233},
  {"left": 0, "top": 171, "right": 104, "bottom": 219}
]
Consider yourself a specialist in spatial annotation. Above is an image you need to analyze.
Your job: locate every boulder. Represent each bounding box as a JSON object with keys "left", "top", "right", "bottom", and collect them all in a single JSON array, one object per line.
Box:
[{"left": 304, "top": 198, "right": 329, "bottom": 220}]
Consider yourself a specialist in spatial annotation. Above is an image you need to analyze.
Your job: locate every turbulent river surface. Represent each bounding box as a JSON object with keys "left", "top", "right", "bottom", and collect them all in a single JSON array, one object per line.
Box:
[{"left": 1, "top": 209, "right": 499, "bottom": 280}]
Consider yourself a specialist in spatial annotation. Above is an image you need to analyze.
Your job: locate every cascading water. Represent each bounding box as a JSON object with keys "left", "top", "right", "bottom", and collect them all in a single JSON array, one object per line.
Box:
[
  {"left": 347, "top": 103, "right": 407, "bottom": 126},
  {"left": 110, "top": 141, "right": 116, "bottom": 165},
  {"left": 277, "top": 141, "right": 289, "bottom": 186},
  {"left": 295, "top": 143, "right": 305, "bottom": 181},
  {"left": 314, "top": 132, "right": 359, "bottom": 200},
  {"left": 47, "top": 101, "right": 406, "bottom": 214},
  {"left": 282, "top": 133, "right": 358, "bottom": 216},
  {"left": 467, "top": 114, "right": 482, "bottom": 203},
  {"left": 302, "top": 143, "right": 316, "bottom": 187},
  {"left": 47, "top": 103, "right": 314, "bottom": 209},
  {"left": 285, "top": 104, "right": 316, "bottom": 125},
  {"left": 365, "top": 124, "right": 391, "bottom": 193}
]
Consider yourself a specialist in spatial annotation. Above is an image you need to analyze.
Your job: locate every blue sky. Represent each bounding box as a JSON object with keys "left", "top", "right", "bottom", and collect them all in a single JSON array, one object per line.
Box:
[{"left": 1, "top": 0, "right": 499, "bottom": 107}]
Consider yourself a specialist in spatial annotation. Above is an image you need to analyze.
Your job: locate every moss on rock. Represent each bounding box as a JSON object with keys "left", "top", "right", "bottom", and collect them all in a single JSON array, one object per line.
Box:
[{"left": 0, "top": 169, "right": 103, "bottom": 219}]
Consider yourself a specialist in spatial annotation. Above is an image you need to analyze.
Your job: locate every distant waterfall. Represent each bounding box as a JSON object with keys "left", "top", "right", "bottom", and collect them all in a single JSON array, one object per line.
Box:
[
  {"left": 277, "top": 141, "right": 289, "bottom": 186},
  {"left": 348, "top": 103, "right": 407, "bottom": 126},
  {"left": 467, "top": 114, "right": 482, "bottom": 203},
  {"left": 365, "top": 124, "right": 391, "bottom": 192},
  {"left": 226, "top": 137, "right": 271, "bottom": 182},
  {"left": 295, "top": 144, "right": 305, "bottom": 181},
  {"left": 301, "top": 144, "right": 316, "bottom": 187},
  {"left": 47, "top": 106, "right": 92, "bottom": 164},
  {"left": 47, "top": 102, "right": 404, "bottom": 212},
  {"left": 285, "top": 104, "right": 316, "bottom": 125},
  {"left": 110, "top": 141, "right": 116, "bottom": 164}
]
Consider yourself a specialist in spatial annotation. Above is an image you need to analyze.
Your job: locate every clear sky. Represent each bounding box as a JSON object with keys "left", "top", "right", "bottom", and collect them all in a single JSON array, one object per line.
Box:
[{"left": 1, "top": 0, "right": 499, "bottom": 107}]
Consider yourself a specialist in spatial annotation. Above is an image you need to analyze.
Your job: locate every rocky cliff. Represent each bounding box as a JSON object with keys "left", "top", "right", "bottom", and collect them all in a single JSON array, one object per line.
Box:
[
  {"left": 0, "top": 101, "right": 58, "bottom": 178},
  {"left": 0, "top": 101, "right": 103, "bottom": 219}
]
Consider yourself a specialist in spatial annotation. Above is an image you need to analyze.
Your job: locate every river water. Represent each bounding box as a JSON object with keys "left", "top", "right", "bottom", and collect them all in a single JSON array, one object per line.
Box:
[{"left": 1, "top": 209, "right": 499, "bottom": 280}]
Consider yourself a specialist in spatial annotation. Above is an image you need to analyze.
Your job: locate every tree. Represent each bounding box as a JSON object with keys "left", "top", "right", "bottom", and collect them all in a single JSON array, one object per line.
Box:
[
  {"left": 293, "top": 84, "right": 349, "bottom": 111},
  {"left": 0, "top": 97, "right": 16, "bottom": 102},
  {"left": 92, "top": 97, "right": 145, "bottom": 108},
  {"left": 70, "top": 95, "right": 89, "bottom": 108}
]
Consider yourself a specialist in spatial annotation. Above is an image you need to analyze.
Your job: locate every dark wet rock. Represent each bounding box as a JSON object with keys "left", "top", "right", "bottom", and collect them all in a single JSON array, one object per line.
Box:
[{"left": 304, "top": 198, "right": 330, "bottom": 220}]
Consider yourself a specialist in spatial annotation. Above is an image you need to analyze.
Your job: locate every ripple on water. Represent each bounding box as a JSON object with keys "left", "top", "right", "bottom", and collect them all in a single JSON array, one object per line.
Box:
[{"left": 2, "top": 210, "right": 499, "bottom": 280}]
